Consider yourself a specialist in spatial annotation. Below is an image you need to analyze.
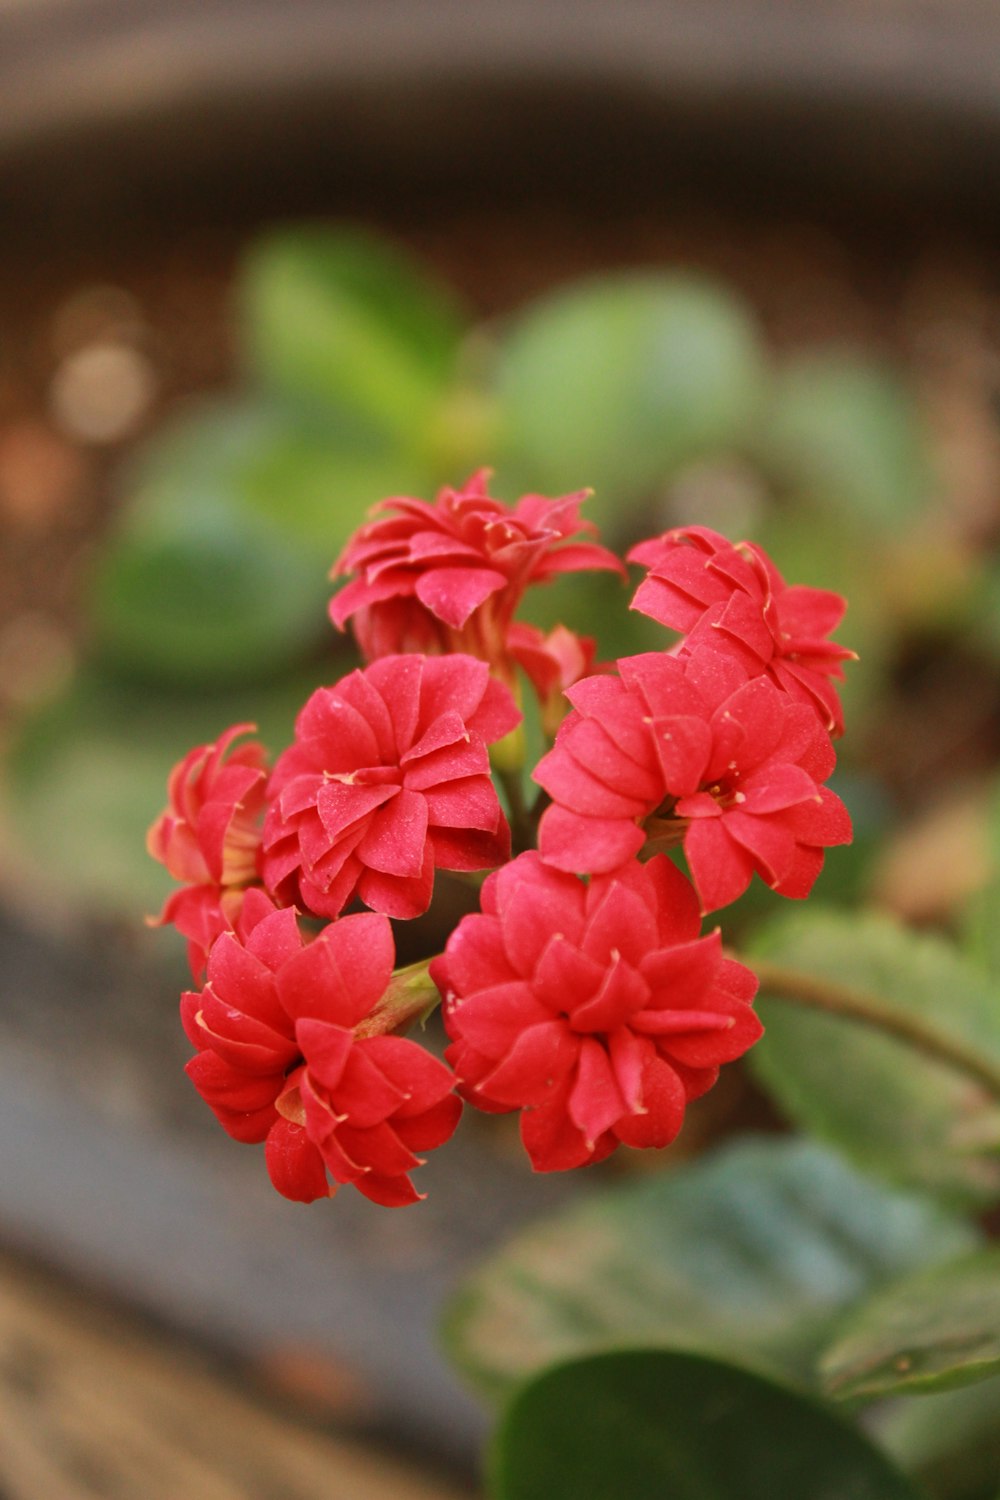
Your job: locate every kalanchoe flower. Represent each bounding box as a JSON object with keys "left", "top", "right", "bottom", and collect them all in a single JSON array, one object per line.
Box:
[
  {"left": 506, "top": 622, "right": 601, "bottom": 739},
  {"left": 263, "top": 653, "right": 520, "bottom": 921},
  {"left": 629, "top": 525, "right": 855, "bottom": 735},
  {"left": 535, "top": 648, "right": 851, "bottom": 912},
  {"left": 182, "top": 890, "right": 461, "bottom": 1206},
  {"left": 330, "top": 469, "right": 625, "bottom": 669},
  {"left": 432, "top": 852, "right": 761, "bottom": 1171},
  {"left": 147, "top": 723, "right": 269, "bottom": 976}
]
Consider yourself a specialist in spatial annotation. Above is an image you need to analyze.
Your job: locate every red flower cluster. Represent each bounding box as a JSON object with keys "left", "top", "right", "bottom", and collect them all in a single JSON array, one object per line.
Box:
[
  {"left": 149, "top": 472, "right": 853, "bottom": 1205},
  {"left": 182, "top": 891, "right": 460, "bottom": 1205},
  {"left": 433, "top": 853, "right": 761, "bottom": 1171}
]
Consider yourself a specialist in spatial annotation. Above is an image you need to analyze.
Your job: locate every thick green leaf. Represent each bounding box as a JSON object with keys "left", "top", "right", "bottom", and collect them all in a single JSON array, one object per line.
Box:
[
  {"left": 749, "top": 911, "right": 1000, "bottom": 1206},
  {"left": 497, "top": 274, "right": 765, "bottom": 517},
  {"left": 491, "top": 1349, "right": 922, "bottom": 1500},
  {"left": 443, "top": 1137, "right": 975, "bottom": 1403},
  {"left": 91, "top": 405, "right": 335, "bottom": 686},
  {"left": 239, "top": 227, "right": 466, "bottom": 442},
  {"left": 764, "top": 355, "right": 931, "bottom": 529},
  {"left": 820, "top": 1248, "right": 1000, "bottom": 1402}
]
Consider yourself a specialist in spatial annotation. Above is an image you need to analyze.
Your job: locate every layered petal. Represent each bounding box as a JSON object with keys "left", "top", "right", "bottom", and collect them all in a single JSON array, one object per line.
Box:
[
  {"left": 628, "top": 525, "right": 855, "bottom": 734},
  {"left": 537, "top": 646, "right": 851, "bottom": 913},
  {"left": 442, "top": 854, "right": 760, "bottom": 1172},
  {"left": 147, "top": 724, "right": 270, "bottom": 977},
  {"left": 331, "top": 471, "right": 624, "bottom": 677},
  {"left": 180, "top": 899, "right": 459, "bottom": 1206},
  {"left": 263, "top": 654, "right": 517, "bottom": 920}
]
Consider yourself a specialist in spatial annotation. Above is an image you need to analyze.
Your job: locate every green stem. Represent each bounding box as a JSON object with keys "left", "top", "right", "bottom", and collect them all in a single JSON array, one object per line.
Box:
[
  {"left": 355, "top": 958, "right": 441, "bottom": 1039},
  {"left": 751, "top": 957, "right": 1000, "bottom": 1103},
  {"left": 529, "top": 784, "right": 550, "bottom": 825},
  {"left": 499, "top": 767, "right": 537, "bottom": 855}
]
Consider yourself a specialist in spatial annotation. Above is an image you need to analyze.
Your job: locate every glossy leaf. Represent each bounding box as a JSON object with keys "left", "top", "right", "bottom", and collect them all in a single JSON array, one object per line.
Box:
[
  {"left": 497, "top": 274, "right": 765, "bottom": 515},
  {"left": 491, "top": 1349, "right": 922, "bottom": 1500},
  {"left": 749, "top": 911, "right": 1000, "bottom": 1206},
  {"left": 820, "top": 1248, "right": 1000, "bottom": 1402},
  {"left": 444, "top": 1137, "right": 975, "bottom": 1403},
  {"left": 764, "top": 355, "right": 931, "bottom": 529},
  {"left": 239, "top": 227, "right": 466, "bottom": 442}
]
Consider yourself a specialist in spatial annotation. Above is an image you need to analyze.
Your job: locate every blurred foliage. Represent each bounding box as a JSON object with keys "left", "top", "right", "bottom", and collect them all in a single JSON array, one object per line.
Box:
[
  {"left": 494, "top": 274, "right": 766, "bottom": 512},
  {"left": 444, "top": 1136, "right": 976, "bottom": 1403},
  {"left": 749, "top": 911, "right": 1000, "bottom": 1207},
  {"left": 453, "top": 910, "right": 1000, "bottom": 1497},
  {"left": 819, "top": 1247, "right": 1000, "bottom": 1402},
  {"left": 2, "top": 225, "right": 998, "bottom": 1496},
  {"left": 7, "top": 221, "right": 976, "bottom": 925}
]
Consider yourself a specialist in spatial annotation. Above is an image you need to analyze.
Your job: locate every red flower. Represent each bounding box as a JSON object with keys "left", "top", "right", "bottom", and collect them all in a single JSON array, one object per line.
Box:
[
  {"left": 147, "top": 723, "right": 269, "bottom": 976},
  {"left": 506, "top": 622, "right": 600, "bottom": 738},
  {"left": 432, "top": 853, "right": 760, "bottom": 1172},
  {"left": 182, "top": 890, "right": 461, "bottom": 1206},
  {"left": 262, "top": 653, "right": 520, "bottom": 920},
  {"left": 330, "top": 469, "right": 624, "bottom": 666},
  {"left": 629, "top": 526, "right": 855, "bottom": 735},
  {"left": 535, "top": 648, "right": 851, "bottom": 912}
]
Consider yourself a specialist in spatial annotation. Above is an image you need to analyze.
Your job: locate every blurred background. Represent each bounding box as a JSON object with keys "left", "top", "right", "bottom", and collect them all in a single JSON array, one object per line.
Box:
[{"left": 2, "top": 3, "right": 1000, "bottom": 1495}]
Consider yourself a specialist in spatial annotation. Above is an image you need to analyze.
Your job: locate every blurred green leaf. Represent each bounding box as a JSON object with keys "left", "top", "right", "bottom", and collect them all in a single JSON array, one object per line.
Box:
[
  {"left": 234, "top": 416, "right": 432, "bottom": 552},
  {"left": 963, "top": 779, "right": 1000, "bottom": 981},
  {"left": 239, "top": 227, "right": 466, "bottom": 443},
  {"left": 490, "top": 1349, "right": 922, "bottom": 1500},
  {"left": 968, "top": 560, "right": 1000, "bottom": 664},
  {"left": 763, "top": 355, "right": 932, "bottom": 530},
  {"left": 4, "top": 670, "right": 314, "bottom": 922},
  {"left": 876, "top": 1374, "right": 1000, "bottom": 1500},
  {"left": 749, "top": 911, "right": 1000, "bottom": 1206},
  {"left": 820, "top": 1247, "right": 1000, "bottom": 1402},
  {"left": 516, "top": 567, "right": 657, "bottom": 662},
  {"left": 496, "top": 274, "right": 766, "bottom": 519},
  {"left": 443, "top": 1137, "right": 975, "bottom": 1404},
  {"left": 91, "top": 403, "right": 336, "bottom": 686}
]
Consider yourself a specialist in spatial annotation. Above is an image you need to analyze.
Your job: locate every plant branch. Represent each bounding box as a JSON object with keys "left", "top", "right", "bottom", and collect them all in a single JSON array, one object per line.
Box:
[{"left": 751, "top": 957, "right": 1000, "bottom": 1103}]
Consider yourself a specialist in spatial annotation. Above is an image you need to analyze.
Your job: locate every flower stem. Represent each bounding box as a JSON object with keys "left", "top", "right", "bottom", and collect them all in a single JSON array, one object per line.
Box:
[
  {"left": 356, "top": 959, "right": 441, "bottom": 1039},
  {"left": 498, "top": 767, "right": 538, "bottom": 855},
  {"left": 751, "top": 957, "right": 1000, "bottom": 1102}
]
